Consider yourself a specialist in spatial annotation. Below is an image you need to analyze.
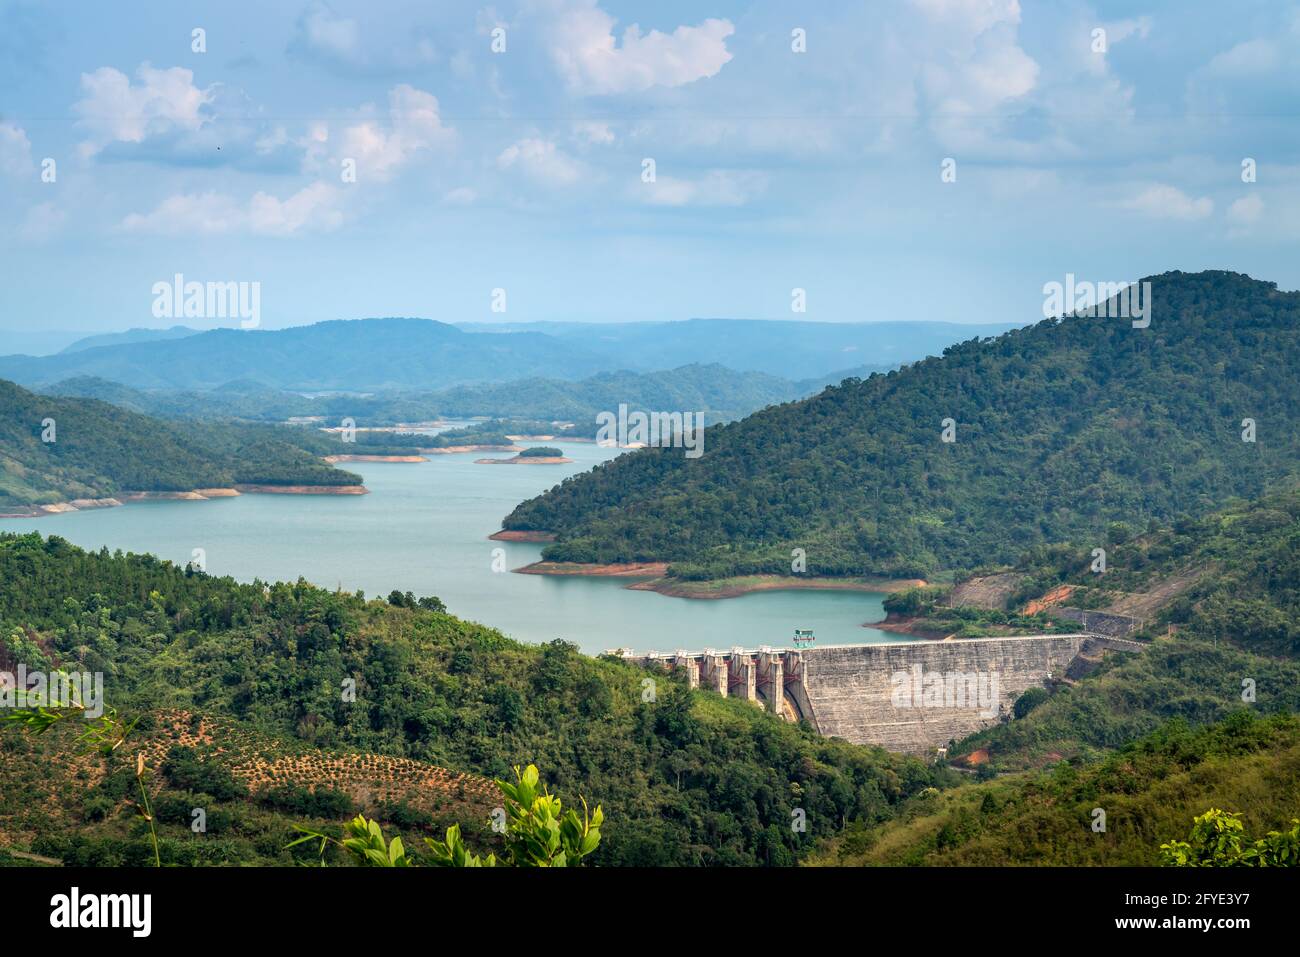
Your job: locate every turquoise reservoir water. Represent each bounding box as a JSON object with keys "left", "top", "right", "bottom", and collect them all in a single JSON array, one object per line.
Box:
[{"left": 0, "top": 439, "right": 908, "bottom": 654}]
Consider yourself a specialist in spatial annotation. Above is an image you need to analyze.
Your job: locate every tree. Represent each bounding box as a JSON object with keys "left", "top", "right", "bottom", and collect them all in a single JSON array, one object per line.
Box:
[
  {"left": 1160, "top": 809, "right": 1300, "bottom": 867},
  {"left": 1013, "top": 687, "right": 1050, "bottom": 719}
]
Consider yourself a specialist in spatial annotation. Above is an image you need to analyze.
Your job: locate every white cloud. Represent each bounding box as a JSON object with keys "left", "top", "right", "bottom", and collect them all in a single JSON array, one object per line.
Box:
[
  {"left": 122, "top": 191, "right": 241, "bottom": 236},
  {"left": 1186, "top": 11, "right": 1300, "bottom": 118},
  {"left": 573, "top": 121, "right": 615, "bottom": 146},
  {"left": 334, "top": 85, "right": 454, "bottom": 180},
  {"left": 1122, "top": 184, "right": 1213, "bottom": 221},
  {"left": 497, "top": 137, "right": 584, "bottom": 186},
  {"left": 442, "top": 186, "right": 477, "bottom": 205},
  {"left": 640, "top": 171, "right": 766, "bottom": 207},
  {"left": 295, "top": 2, "right": 362, "bottom": 63},
  {"left": 74, "top": 64, "right": 213, "bottom": 156},
  {"left": 250, "top": 183, "right": 345, "bottom": 235},
  {"left": 0, "top": 122, "right": 32, "bottom": 176},
  {"left": 1227, "top": 193, "right": 1264, "bottom": 224},
  {"left": 1203, "top": 37, "right": 1281, "bottom": 78},
  {"left": 541, "top": 0, "right": 733, "bottom": 94},
  {"left": 910, "top": 0, "right": 1038, "bottom": 112},
  {"left": 1106, "top": 16, "right": 1154, "bottom": 45},
  {"left": 290, "top": 0, "right": 437, "bottom": 72},
  {"left": 122, "top": 183, "right": 344, "bottom": 237}
]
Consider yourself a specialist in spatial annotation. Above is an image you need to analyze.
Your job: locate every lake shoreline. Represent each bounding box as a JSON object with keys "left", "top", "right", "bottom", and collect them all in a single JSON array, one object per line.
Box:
[
  {"left": 512, "top": 560, "right": 925, "bottom": 600},
  {"left": 631, "top": 574, "right": 927, "bottom": 600},
  {"left": 475, "top": 455, "right": 573, "bottom": 465},
  {"left": 868, "top": 613, "right": 953, "bottom": 639},
  {"left": 1, "top": 484, "right": 369, "bottom": 518},
  {"left": 515, "top": 560, "right": 670, "bottom": 578},
  {"left": 424, "top": 444, "right": 523, "bottom": 454},
  {"left": 489, "top": 529, "right": 557, "bottom": 542},
  {"left": 323, "top": 454, "right": 427, "bottom": 463}
]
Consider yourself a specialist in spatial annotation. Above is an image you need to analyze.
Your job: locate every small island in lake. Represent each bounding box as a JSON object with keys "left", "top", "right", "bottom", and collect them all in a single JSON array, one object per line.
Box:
[{"left": 475, "top": 446, "right": 573, "bottom": 465}]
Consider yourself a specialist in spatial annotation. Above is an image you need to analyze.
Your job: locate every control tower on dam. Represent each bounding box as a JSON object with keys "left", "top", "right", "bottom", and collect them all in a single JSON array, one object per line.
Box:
[{"left": 619, "top": 634, "right": 1144, "bottom": 755}]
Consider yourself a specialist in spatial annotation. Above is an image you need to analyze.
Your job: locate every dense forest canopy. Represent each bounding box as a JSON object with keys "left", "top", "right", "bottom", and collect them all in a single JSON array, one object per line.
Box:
[
  {"left": 0, "top": 379, "right": 360, "bottom": 506},
  {"left": 41, "top": 362, "right": 826, "bottom": 434},
  {"left": 504, "top": 271, "right": 1300, "bottom": 580},
  {"left": 0, "top": 533, "right": 943, "bottom": 866},
  {"left": 813, "top": 710, "right": 1300, "bottom": 866}
]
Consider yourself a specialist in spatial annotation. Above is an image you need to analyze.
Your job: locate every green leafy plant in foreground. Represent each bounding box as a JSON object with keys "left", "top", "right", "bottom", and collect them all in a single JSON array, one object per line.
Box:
[
  {"left": 1160, "top": 808, "right": 1300, "bottom": 867},
  {"left": 290, "top": 764, "right": 602, "bottom": 867}
]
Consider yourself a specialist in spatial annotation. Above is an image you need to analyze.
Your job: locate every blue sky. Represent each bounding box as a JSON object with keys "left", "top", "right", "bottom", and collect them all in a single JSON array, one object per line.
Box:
[{"left": 2, "top": 0, "right": 1298, "bottom": 339}]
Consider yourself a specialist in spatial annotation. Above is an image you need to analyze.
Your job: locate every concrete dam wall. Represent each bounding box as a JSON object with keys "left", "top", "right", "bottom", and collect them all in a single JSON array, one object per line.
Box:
[
  {"left": 801, "top": 636, "right": 1085, "bottom": 754},
  {"left": 625, "top": 635, "right": 1142, "bottom": 755}
]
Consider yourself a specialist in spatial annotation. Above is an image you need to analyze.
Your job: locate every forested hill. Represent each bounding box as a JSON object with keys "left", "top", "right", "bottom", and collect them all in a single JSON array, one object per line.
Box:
[
  {"left": 0, "top": 379, "right": 359, "bottom": 507},
  {"left": 0, "top": 533, "right": 942, "bottom": 866},
  {"left": 504, "top": 271, "right": 1300, "bottom": 579},
  {"left": 427, "top": 363, "right": 811, "bottom": 426},
  {"left": 41, "top": 362, "right": 825, "bottom": 431}
]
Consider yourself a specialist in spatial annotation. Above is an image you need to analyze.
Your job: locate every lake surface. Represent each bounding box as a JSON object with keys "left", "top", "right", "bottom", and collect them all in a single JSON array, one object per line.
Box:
[{"left": 0, "top": 436, "right": 909, "bottom": 654}]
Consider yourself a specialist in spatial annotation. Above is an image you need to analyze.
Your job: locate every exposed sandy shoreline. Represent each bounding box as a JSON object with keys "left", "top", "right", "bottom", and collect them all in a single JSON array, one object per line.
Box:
[
  {"left": 424, "top": 444, "right": 522, "bottom": 454},
  {"left": 630, "top": 574, "right": 926, "bottom": 600},
  {"left": 233, "top": 484, "right": 368, "bottom": 495},
  {"left": 323, "top": 454, "right": 427, "bottom": 463},
  {"left": 489, "top": 530, "right": 557, "bottom": 543},
  {"left": 512, "top": 560, "right": 926, "bottom": 600},
  {"left": 868, "top": 613, "right": 953, "bottom": 639},
  {"left": 474, "top": 455, "right": 573, "bottom": 465},
  {"left": 318, "top": 422, "right": 449, "bottom": 433},
  {"left": 2, "top": 483, "right": 368, "bottom": 517},
  {"left": 515, "top": 561, "right": 670, "bottom": 578}
]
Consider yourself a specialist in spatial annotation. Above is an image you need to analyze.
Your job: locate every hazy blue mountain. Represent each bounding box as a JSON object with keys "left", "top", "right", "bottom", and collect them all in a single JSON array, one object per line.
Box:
[
  {"left": 59, "top": 325, "right": 202, "bottom": 354},
  {"left": 455, "top": 318, "right": 1023, "bottom": 378},
  {"left": 42, "top": 362, "right": 838, "bottom": 431},
  {"left": 3, "top": 317, "right": 1013, "bottom": 392},
  {"left": 0, "top": 329, "right": 105, "bottom": 357},
  {"left": 0, "top": 318, "right": 611, "bottom": 391}
]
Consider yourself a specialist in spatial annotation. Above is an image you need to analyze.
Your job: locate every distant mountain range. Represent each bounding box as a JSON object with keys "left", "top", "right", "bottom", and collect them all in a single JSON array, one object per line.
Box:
[
  {"left": 41, "top": 362, "right": 887, "bottom": 435},
  {"left": 57, "top": 325, "right": 202, "bottom": 354},
  {"left": 456, "top": 318, "right": 1022, "bottom": 379},
  {"left": 504, "top": 271, "right": 1300, "bottom": 579},
  {"left": 0, "top": 317, "right": 1020, "bottom": 392},
  {"left": 0, "top": 319, "right": 608, "bottom": 392},
  {"left": 398, "top": 363, "right": 891, "bottom": 426}
]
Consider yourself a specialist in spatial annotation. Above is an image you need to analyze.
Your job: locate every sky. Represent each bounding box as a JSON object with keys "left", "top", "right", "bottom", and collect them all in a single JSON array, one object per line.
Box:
[{"left": 1, "top": 0, "right": 1298, "bottom": 342}]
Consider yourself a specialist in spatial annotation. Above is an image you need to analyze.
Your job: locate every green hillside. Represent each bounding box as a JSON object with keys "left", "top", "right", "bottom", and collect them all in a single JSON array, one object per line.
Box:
[
  {"left": 426, "top": 363, "right": 809, "bottom": 428},
  {"left": 0, "top": 379, "right": 359, "bottom": 507},
  {"left": 868, "top": 487, "right": 1300, "bottom": 770},
  {"left": 810, "top": 709, "right": 1300, "bottom": 866},
  {"left": 504, "top": 271, "right": 1300, "bottom": 580},
  {"left": 43, "top": 362, "right": 823, "bottom": 433},
  {"left": 809, "top": 489, "right": 1300, "bottom": 865},
  {"left": 0, "top": 533, "right": 945, "bottom": 866},
  {"left": 882, "top": 485, "right": 1300, "bottom": 654}
]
